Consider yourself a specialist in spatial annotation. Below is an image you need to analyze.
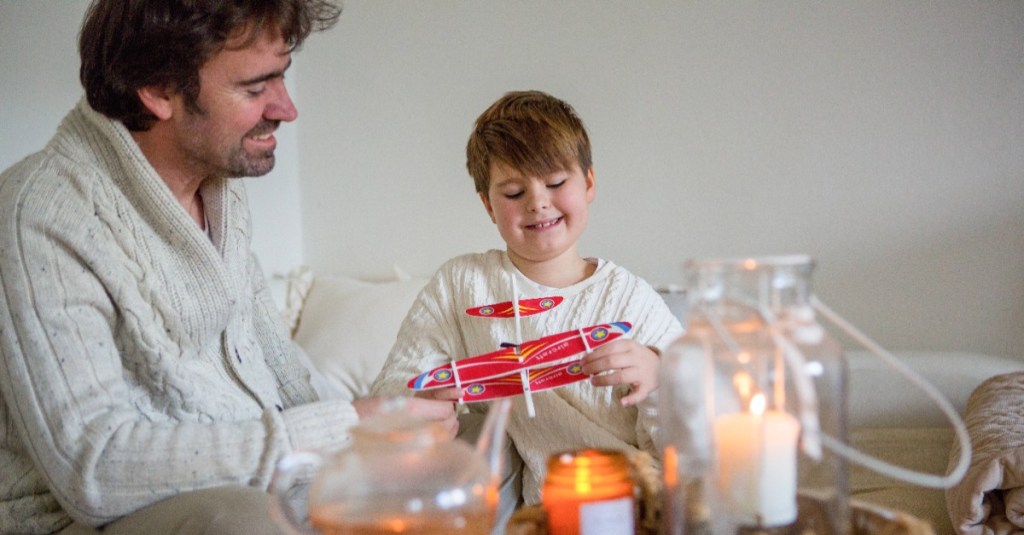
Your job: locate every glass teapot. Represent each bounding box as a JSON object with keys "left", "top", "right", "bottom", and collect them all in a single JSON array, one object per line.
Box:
[{"left": 271, "top": 398, "right": 511, "bottom": 535}]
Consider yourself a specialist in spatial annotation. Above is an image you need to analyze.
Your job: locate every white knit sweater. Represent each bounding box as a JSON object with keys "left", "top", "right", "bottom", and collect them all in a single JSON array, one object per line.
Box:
[
  {"left": 370, "top": 250, "right": 684, "bottom": 504},
  {"left": 0, "top": 99, "right": 357, "bottom": 533}
]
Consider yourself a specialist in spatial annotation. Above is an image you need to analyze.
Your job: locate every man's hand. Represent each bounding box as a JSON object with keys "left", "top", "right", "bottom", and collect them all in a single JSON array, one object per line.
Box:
[
  {"left": 352, "top": 394, "right": 459, "bottom": 439},
  {"left": 413, "top": 386, "right": 462, "bottom": 403},
  {"left": 579, "top": 339, "right": 660, "bottom": 407}
]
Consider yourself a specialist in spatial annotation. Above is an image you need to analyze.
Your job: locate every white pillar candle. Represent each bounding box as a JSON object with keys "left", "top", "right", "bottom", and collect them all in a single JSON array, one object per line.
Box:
[{"left": 713, "top": 394, "right": 800, "bottom": 527}]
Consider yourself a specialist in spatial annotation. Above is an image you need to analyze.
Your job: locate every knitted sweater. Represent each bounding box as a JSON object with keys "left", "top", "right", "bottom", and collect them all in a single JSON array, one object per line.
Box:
[
  {"left": 0, "top": 99, "right": 357, "bottom": 533},
  {"left": 369, "top": 250, "right": 684, "bottom": 504}
]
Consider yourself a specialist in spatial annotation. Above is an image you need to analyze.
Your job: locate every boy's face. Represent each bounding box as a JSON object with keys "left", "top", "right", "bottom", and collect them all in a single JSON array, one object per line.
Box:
[{"left": 480, "top": 162, "right": 595, "bottom": 269}]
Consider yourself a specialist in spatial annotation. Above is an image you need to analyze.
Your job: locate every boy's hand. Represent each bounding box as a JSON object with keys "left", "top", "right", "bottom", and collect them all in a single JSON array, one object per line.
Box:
[{"left": 579, "top": 339, "right": 660, "bottom": 407}]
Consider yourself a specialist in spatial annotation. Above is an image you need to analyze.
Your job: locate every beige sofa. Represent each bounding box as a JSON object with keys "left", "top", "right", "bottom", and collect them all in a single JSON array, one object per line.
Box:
[
  {"left": 276, "top": 269, "right": 1024, "bottom": 535},
  {"left": 845, "top": 351, "right": 1024, "bottom": 534}
]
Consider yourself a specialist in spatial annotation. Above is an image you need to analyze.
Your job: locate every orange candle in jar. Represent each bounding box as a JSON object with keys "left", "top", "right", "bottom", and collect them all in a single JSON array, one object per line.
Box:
[{"left": 542, "top": 449, "right": 635, "bottom": 535}]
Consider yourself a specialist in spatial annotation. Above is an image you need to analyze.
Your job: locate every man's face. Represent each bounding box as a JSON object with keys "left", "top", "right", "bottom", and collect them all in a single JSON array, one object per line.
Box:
[{"left": 171, "top": 25, "right": 297, "bottom": 180}]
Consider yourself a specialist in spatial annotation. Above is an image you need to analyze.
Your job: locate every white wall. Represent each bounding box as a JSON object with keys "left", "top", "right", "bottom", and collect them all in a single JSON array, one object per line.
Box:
[
  {"left": 2, "top": 2, "right": 1022, "bottom": 358},
  {"left": 295, "top": 1, "right": 1023, "bottom": 358}
]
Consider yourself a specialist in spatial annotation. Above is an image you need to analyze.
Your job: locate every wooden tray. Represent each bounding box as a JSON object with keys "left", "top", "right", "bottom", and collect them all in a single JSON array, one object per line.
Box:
[{"left": 508, "top": 452, "right": 934, "bottom": 535}]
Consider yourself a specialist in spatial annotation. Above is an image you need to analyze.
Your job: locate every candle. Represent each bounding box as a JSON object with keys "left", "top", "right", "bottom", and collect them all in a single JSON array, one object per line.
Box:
[
  {"left": 542, "top": 449, "right": 635, "bottom": 535},
  {"left": 713, "top": 393, "right": 800, "bottom": 527}
]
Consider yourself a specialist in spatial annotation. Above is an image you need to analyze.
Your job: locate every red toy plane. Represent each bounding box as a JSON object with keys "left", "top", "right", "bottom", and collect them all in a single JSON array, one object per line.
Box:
[
  {"left": 465, "top": 296, "right": 564, "bottom": 318},
  {"left": 407, "top": 322, "right": 632, "bottom": 398},
  {"left": 457, "top": 360, "right": 591, "bottom": 401}
]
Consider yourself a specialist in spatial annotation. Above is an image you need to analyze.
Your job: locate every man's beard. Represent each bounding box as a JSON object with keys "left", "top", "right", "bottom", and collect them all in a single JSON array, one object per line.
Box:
[
  {"left": 180, "top": 98, "right": 281, "bottom": 178},
  {"left": 225, "top": 121, "right": 280, "bottom": 177}
]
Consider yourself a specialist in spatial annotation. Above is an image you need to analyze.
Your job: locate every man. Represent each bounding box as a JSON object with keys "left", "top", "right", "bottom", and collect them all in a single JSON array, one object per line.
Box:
[{"left": 0, "top": 2, "right": 457, "bottom": 534}]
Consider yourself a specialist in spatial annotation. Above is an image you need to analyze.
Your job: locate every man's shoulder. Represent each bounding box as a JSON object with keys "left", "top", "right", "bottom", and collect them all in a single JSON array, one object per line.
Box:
[
  {"left": 0, "top": 150, "right": 60, "bottom": 212},
  {"left": 0, "top": 147, "right": 103, "bottom": 217},
  {"left": 0, "top": 146, "right": 118, "bottom": 260},
  {"left": 0, "top": 105, "right": 112, "bottom": 214}
]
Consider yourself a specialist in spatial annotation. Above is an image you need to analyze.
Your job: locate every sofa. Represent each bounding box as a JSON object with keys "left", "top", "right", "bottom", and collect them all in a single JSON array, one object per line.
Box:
[{"left": 272, "top": 268, "right": 1024, "bottom": 535}]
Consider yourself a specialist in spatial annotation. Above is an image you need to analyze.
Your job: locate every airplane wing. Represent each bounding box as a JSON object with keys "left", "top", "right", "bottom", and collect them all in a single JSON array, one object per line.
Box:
[
  {"left": 407, "top": 321, "right": 632, "bottom": 390},
  {"left": 465, "top": 296, "right": 564, "bottom": 318},
  {"left": 455, "top": 359, "right": 591, "bottom": 402}
]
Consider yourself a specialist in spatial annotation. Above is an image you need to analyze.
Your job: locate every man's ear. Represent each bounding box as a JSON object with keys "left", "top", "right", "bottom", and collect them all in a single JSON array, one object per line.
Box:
[
  {"left": 585, "top": 166, "right": 596, "bottom": 203},
  {"left": 479, "top": 192, "right": 496, "bottom": 224},
  {"left": 136, "top": 86, "right": 175, "bottom": 121}
]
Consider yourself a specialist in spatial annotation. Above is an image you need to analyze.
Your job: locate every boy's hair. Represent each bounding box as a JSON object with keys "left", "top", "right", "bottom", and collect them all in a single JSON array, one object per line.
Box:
[
  {"left": 466, "top": 90, "right": 592, "bottom": 194},
  {"left": 79, "top": 0, "right": 341, "bottom": 132}
]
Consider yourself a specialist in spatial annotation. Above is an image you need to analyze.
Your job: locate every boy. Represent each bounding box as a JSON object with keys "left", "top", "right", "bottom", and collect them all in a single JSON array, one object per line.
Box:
[{"left": 370, "top": 90, "right": 684, "bottom": 507}]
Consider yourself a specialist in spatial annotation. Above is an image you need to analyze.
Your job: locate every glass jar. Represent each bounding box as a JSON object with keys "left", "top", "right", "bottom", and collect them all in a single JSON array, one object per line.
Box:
[
  {"left": 542, "top": 449, "right": 636, "bottom": 535},
  {"left": 658, "top": 255, "right": 849, "bottom": 535}
]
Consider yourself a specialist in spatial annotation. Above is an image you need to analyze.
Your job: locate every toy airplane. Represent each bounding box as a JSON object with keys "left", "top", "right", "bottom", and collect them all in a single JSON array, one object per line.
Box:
[
  {"left": 465, "top": 296, "right": 563, "bottom": 318},
  {"left": 456, "top": 359, "right": 591, "bottom": 402},
  {"left": 407, "top": 322, "right": 632, "bottom": 396}
]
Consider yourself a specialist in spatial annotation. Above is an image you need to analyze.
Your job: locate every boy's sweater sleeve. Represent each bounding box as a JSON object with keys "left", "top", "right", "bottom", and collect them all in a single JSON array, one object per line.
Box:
[{"left": 369, "top": 270, "right": 463, "bottom": 397}]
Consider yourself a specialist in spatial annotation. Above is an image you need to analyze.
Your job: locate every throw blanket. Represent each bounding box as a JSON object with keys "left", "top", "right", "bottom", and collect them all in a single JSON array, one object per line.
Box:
[{"left": 947, "top": 371, "right": 1024, "bottom": 535}]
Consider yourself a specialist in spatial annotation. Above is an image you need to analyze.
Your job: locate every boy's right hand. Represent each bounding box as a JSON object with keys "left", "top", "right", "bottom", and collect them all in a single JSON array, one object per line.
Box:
[{"left": 580, "top": 339, "right": 661, "bottom": 407}]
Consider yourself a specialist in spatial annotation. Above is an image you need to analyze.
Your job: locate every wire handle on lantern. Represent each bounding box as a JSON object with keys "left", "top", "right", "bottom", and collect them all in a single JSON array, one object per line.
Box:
[
  {"left": 766, "top": 327, "right": 823, "bottom": 460},
  {"left": 809, "top": 295, "right": 971, "bottom": 489}
]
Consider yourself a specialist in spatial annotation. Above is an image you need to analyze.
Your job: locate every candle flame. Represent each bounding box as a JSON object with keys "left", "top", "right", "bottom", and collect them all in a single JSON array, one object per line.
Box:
[
  {"left": 575, "top": 470, "right": 594, "bottom": 494},
  {"left": 384, "top": 518, "right": 409, "bottom": 531},
  {"left": 663, "top": 446, "right": 679, "bottom": 487},
  {"left": 749, "top": 393, "right": 766, "bottom": 416},
  {"left": 574, "top": 455, "right": 593, "bottom": 494},
  {"left": 733, "top": 372, "right": 753, "bottom": 399}
]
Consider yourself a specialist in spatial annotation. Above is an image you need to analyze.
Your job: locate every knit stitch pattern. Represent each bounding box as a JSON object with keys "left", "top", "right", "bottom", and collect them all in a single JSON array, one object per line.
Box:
[
  {"left": 0, "top": 99, "right": 356, "bottom": 532},
  {"left": 370, "top": 250, "right": 684, "bottom": 505}
]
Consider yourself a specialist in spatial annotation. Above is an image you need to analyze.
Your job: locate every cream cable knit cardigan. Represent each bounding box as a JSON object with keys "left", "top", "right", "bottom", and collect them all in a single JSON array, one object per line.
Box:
[
  {"left": 370, "top": 250, "right": 684, "bottom": 505},
  {"left": 0, "top": 99, "right": 357, "bottom": 533}
]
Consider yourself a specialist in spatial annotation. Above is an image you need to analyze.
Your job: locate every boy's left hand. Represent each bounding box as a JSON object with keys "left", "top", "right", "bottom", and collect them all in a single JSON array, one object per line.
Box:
[{"left": 579, "top": 339, "right": 660, "bottom": 407}]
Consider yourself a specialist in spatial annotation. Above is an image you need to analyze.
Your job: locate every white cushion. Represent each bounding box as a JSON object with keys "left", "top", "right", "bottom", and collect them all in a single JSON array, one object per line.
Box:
[
  {"left": 846, "top": 350, "right": 1024, "bottom": 428},
  {"left": 292, "top": 274, "right": 428, "bottom": 402}
]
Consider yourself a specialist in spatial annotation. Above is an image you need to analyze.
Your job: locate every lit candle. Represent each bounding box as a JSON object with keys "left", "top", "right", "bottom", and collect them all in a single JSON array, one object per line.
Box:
[
  {"left": 542, "top": 449, "right": 635, "bottom": 535},
  {"left": 713, "top": 393, "right": 800, "bottom": 527}
]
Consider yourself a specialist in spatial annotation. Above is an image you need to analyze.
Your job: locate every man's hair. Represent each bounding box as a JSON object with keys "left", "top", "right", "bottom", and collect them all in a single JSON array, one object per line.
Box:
[
  {"left": 79, "top": 0, "right": 342, "bottom": 131},
  {"left": 466, "top": 90, "right": 592, "bottom": 194}
]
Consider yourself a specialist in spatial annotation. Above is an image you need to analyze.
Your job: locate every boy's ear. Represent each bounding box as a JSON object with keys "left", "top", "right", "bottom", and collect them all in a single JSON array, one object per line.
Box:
[
  {"left": 479, "top": 192, "right": 497, "bottom": 224},
  {"left": 136, "top": 85, "right": 175, "bottom": 121},
  {"left": 585, "top": 166, "right": 596, "bottom": 203}
]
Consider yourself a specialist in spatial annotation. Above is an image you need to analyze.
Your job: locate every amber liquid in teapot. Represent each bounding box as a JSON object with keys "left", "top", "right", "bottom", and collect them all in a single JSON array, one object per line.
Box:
[
  {"left": 309, "top": 503, "right": 493, "bottom": 534},
  {"left": 272, "top": 399, "right": 512, "bottom": 535}
]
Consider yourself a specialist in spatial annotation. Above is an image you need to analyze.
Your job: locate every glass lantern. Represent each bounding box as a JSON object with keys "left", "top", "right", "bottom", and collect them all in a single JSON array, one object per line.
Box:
[{"left": 658, "top": 255, "right": 849, "bottom": 535}]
